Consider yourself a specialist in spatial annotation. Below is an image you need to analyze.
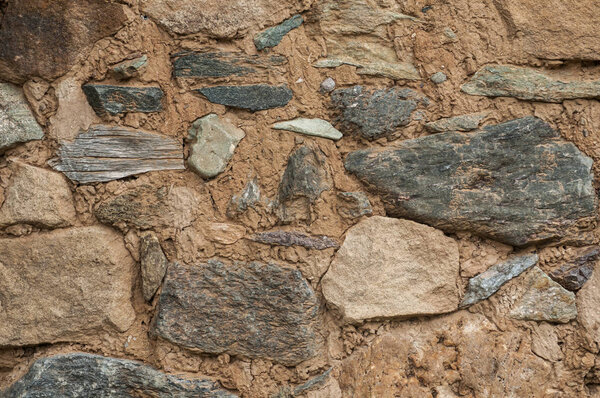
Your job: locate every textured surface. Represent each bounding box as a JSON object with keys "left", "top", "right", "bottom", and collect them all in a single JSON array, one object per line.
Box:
[
  {"left": 140, "top": 232, "right": 169, "bottom": 302},
  {"left": 254, "top": 14, "right": 303, "bottom": 50},
  {"left": 251, "top": 230, "right": 338, "bottom": 250},
  {"left": 0, "top": 83, "right": 44, "bottom": 152},
  {"left": 173, "top": 52, "right": 287, "bottom": 79},
  {"left": 425, "top": 113, "right": 486, "bottom": 132},
  {"left": 112, "top": 55, "right": 148, "bottom": 80},
  {"left": 82, "top": 84, "right": 164, "bottom": 115},
  {"left": 197, "top": 85, "right": 293, "bottom": 111},
  {"left": 336, "top": 192, "right": 373, "bottom": 219},
  {"left": 549, "top": 246, "right": 598, "bottom": 291},
  {"left": 272, "top": 118, "right": 342, "bottom": 140}
]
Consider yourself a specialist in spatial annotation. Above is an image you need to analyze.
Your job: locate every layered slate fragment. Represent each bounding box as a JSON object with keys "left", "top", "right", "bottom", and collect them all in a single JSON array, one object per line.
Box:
[
  {"left": 173, "top": 52, "right": 287, "bottom": 79},
  {"left": 82, "top": 84, "right": 164, "bottom": 115},
  {"left": 197, "top": 85, "right": 293, "bottom": 111}
]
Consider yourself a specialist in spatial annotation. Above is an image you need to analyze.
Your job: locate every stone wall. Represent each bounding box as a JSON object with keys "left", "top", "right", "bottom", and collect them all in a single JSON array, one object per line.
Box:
[{"left": 1, "top": 0, "right": 600, "bottom": 397}]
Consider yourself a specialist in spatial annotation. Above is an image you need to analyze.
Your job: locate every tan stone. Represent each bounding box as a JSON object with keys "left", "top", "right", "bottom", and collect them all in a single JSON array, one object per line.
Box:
[
  {"left": 139, "top": 232, "right": 168, "bottom": 302},
  {"left": 203, "top": 223, "right": 246, "bottom": 245},
  {"left": 577, "top": 258, "right": 600, "bottom": 344},
  {"left": 321, "top": 216, "right": 460, "bottom": 322},
  {"left": 531, "top": 323, "right": 563, "bottom": 362},
  {"left": 49, "top": 77, "right": 100, "bottom": 142}
]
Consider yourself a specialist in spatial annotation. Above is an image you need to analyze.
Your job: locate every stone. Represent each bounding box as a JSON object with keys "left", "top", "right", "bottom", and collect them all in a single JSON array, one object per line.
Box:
[
  {"left": 293, "top": 368, "right": 333, "bottom": 396},
  {"left": 0, "top": 0, "right": 127, "bottom": 83},
  {"left": 186, "top": 114, "right": 245, "bottom": 179},
  {"left": 82, "top": 84, "right": 164, "bottom": 116},
  {"left": 425, "top": 113, "right": 487, "bottom": 133},
  {"left": 313, "top": 58, "right": 420, "bottom": 81},
  {"left": 509, "top": 267, "right": 577, "bottom": 323},
  {"left": 153, "top": 260, "right": 321, "bottom": 366},
  {"left": 461, "top": 65, "right": 600, "bottom": 103},
  {"left": 272, "top": 118, "right": 342, "bottom": 140},
  {"left": 320, "top": 77, "right": 336, "bottom": 93},
  {"left": 321, "top": 216, "right": 460, "bottom": 323},
  {"left": 336, "top": 192, "right": 372, "bottom": 219},
  {"left": 460, "top": 254, "right": 538, "bottom": 308},
  {"left": 0, "top": 83, "right": 44, "bottom": 152},
  {"left": 330, "top": 86, "right": 420, "bottom": 140},
  {"left": 197, "top": 85, "right": 293, "bottom": 112},
  {"left": 254, "top": 14, "right": 303, "bottom": 50},
  {"left": 251, "top": 231, "right": 338, "bottom": 250},
  {"left": 549, "top": 246, "right": 598, "bottom": 291},
  {"left": 228, "top": 178, "right": 261, "bottom": 216},
  {"left": 140, "top": 232, "right": 169, "bottom": 302},
  {"left": 577, "top": 256, "right": 600, "bottom": 344},
  {"left": 531, "top": 323, "right": 563, "bottom": 362},
  {"left": 49, "top": 125, "right": 184, "bottom": 183},
  {"left": 345, "top": 117, "right": 596, "bottom": 246},
  {"left": 0, "top": 226, "right": 135, "bottom": 346},
  {"left": 1, "top": 353, "right": 237, "bottom": 397},
  {"left": 0, "top": 162, "right": 76, "bottom": 228},
  {"left": 202, "top": 223, "right": 246, "bottom": 245},
  {"left": 112, "top": 55, "right": 148, "bottom": 80},
  {"left": 431, "top": 72, "right": 447, "bottom": 84},
  {"left": 173, "top": 52, "right": 287, "bottom": 79}
]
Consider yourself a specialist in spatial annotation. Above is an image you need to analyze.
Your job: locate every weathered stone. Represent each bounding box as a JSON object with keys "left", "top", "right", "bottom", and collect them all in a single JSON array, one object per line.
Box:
[
  {"left": 345, "top": 117, "right": 596, "bottom": 246},
  {"left": 186, "top": 114, "right": 245, "bottom": 179},
  {"left": 320, "top": 77, "right": 336, "bottom": 93},
  {"left": 254, "top": 14, "right": 303, "bottom": 50},
  {"left": 577, "top": 256, "right": 600, "bottom": 344},
  {"left": 531, "top": 323, "right": 563, "bottom": 362},
  {"left": 197, "top": 85, "right": 293, "bottom": 111},
  {"left": 336, "top": 192, "right": 372, "bottom": 219},
  {"left": 314, "top": 58, "right": 420, "bottom": 81},
  {"left": 112, "top": 55, "right": 148, "bottom": 80},
  {"left": 82, "top": 84, "right": 164, "bottom": 116},
  {"left": 202, "top": 223, "right": 246, "bottom": 245},
  {"left": 272, "top": 118, "right": 342, "bottom": 140},
  {"left": 330, "top": 86, "right": 420, "bottom": 140},
  {"left": 50, "top": 125, "right": 184, "bottom": 183},
  {"left": 549, "top": 246, "right": 598, "bottom": 291},
  {"left": 2, "top": 353, "right": 237, "bottom": 397},
  {"left": 321, "top": 216, "right": 460, "bottom": 322},
  {"left": 228, "top": 178, "right": 261, "bottom": 216},
  {"left": 0, "top": 162, "right": 76, "bottom": 228},
  {"left": 140, "top": 232, "right": 168, "bottom": 302},
  {"left": 0, "top": 226, "right": 135, "bottom": 346},
  {"left": 431, "top": 71, "right": 447, "bottom": 84},
  {"left": 425, "top": 113, "right": 487, "bottom": 133},
  {"left": 173, "top": 52, "right": 287, "bottom": 79},
  {"left": 509, "top": 267, "right": 577, "bottom": 323},
  {"left": 251, "top": 231, "right": 338, "bottom": 250},
  {"left": 0, "top": 0, "right": 127, "bottom": 83},
  {"left": 461, "top": 65, "right": 600, "bottom": 103},
  {"left": 0, "top": 83, "right": 44, "bottom": 152},
  {"left": 154, "top": 260, "right": 321, "bottom": 365},
  {"left": 460, "top": 254, "right": 538, "bottom": 308},
  {"left": 293, "top": 368, "right": 333, "bottom": 396}
]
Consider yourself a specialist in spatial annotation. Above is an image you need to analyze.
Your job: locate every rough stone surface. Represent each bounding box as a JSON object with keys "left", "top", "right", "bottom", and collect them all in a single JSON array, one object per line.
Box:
[
  {"left": 336, "top": 192, "right": 372, "bottom": 219},
  {"left": 462, "top": 65, "right": 600, "bottom": 103},
  {"left": 112, "top": 55, "right": 148, "bottom": 80},
  {"left": 430, "top": 71, "right": 447, "bottom": 84},
  {"left": 173, "top": 52, "right": 287, "bottom": 79},
  {"left": 187, "top": 114, "right": 245, "bottom": 179},
  {"left": 578, "top": 255, "right": 600, "bottom": 344},
  {"left": 460, "top": 254, "right": 538, "bottom": 308},
  {"left": 531, "top": 323, "right": 563, "bottom": 362},
  {"left": 0, "top": 83, "right": 44, "bottom": 152},
  {"left": 2, "top": 353, "right": 236, "bottom": 397},
  {"left": 82, "top": 84, "right": 164, "bottom": 116},
  {"left": 425, "top": 113, "right": 487, "bottom": 133},
  {"left": 197, "top": 85, "right": 293, "bottom": 111},
  {"left": 0, "top": 162, "right": 76, "bottom": 228},
  {"left": 228, "top": 178, "right": 261, "bottom": 216},
  {"left": 140, "top": 232, "right": 169, "bottom": 302},
  {"left": 345, "top": 117, "right": 596, "bottom": 246},
  {"left": 251, "top": 231, "right": 338, "bottom": 250},
  {"left": 0, "top": 227, "right": 136, "bottom": 346},
  {"left": 154, "top": 260, "right": 322, "bottom": 365},
  {"left": 320, "top": 77, "right": 336, "bottom": 93},
  {"left": 321, "top": 216, "right": 460, "bottom": 323},
  {"left": 272, "top": 118, "right": 342, "bottom": 140},
  {"left": 254, "top": 14, "right": 303, "bottom": 50},
  {"left": 549, "top": 246, "right": 598, "bottom": 291}
]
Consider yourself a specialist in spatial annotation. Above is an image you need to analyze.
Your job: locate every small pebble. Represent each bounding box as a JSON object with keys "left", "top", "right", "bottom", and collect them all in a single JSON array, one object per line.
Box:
[
  {"left": 320, "top": 77, "right": 336, "bottom": 93},
  {"left": 431, "top": 72, "right": 447, "bottom": 84}
]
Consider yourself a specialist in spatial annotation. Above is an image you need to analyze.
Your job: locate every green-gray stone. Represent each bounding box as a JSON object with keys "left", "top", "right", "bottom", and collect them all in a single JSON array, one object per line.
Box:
[
  {"left": 254, "top": 14, "right": 303, "bottom": 50},
  {"left": 272, "top": 118, "right": 342, "bottom": 140},
  {"left": 0, "top": 83, "right": 44, "bottom": 152},
  {"left": 82, "top": 84, "right": 164, "bottom": 115},
  {"left": 425, "top": 113, "right": 487, "bottom": 133}
]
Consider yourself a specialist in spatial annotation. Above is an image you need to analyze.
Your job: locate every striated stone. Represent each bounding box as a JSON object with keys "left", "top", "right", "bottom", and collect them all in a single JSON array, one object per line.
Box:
[
  {"left": 0, "top": 226, "right": 136, "bottom": 346},
  {"left": 345, "top": 117, "right": 596, "bottom": 246},
  {"left": 462, "top": 65, "right": 600, "bottom": 102},
  {"left": 251, "top": 231, "right": 338, "bottom": 250},
  {"left": 82, "top": 84, "right": 164, "bottom": 116},
  {"left": 228, "top": 178, "right": 261, "bottom": 216},
  {"left": 321, "top": 216, "right": 460, "bottom": 322},
  {"left": 431, "top": 72, "right": 447, "bottom": 84},
  {"left": 460, "top": 254, "right": 538, "bottom": 308},
  {"left": 531, "top": 323, "right": 563, "bottom": 362},
  {"left": 0, "top": 83, "right": 44, "bottom": 152},
  {"left": 154, "top": 260, "right": 321, "bottom": 365},
  {"left": 272, "top": 118, "right": 342, "bottom": 140},
  {"left": 112, "top": 55, "right": 148, "bottom": 80},
  {"left": 425, "top": 113, "right": 487, "bottom": 133},
  {"left": 197, "top": 85, "right": 292, "bottom": 111},
  {"left": 255, "top": 14, "right": 303, "bottom": 50},
  {"left": 336, "top": 192, "right": 372, "bottom": 219},
  {"left": 2, "top": 353, "right": 236, "bottom": 397},
  {"left": 549, "top": 246, "right": 598, "bottom": 291},
  {"left": 0, "top": 162, "right": 76, "bottom": 228},
  {"left": 173, "top": 52, "right": 287, "bottom": 79},
  {"left": 140, "top": 232, "right": 169, "bottom": 302}
]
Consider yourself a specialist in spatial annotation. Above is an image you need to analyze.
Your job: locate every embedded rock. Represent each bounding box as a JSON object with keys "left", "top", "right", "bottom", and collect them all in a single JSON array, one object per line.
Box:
[
  {"left": 0, "top": 83, "right": 44, "bottom": 152},
  {"left": 251, "top": 230, "right": 338, "bottom": 250},
  {"left": 320, "top": 77, "right": 336, "bottom": 93},
  {"left": 154, "top": 260, "right": 322, "bottom": 365},
  {"left": 549, "top": 246, "right": 598, "bottom": 291},
  {"left": 254, "top": 14, "right": 303, "bottom": 50},
  {"left": 173, "top": 52, "right": 287, "bottom": 79},
  {"left": 228, "top": 178, "right": 261, "bottom": 216},
  {"left": 112, "top": 55, "right": 148, "bottom": 80},
  {"left": 345, "top": 117, "right": 596, "bottom": 246},
  {"left": 577, "top": 256, "right": 600, "bottom": 343},
  {"left": 82, "top": 84, "right": 164, "bottom": 116},
  {"left": 336, "top": 192, "right": 373, "bottom": 219},
  {"left": 197, "top": 85, "right": 293, "bottom": 111},
  {"left": 431, "top": 72, "right": 447, "bottom": 84},
  {"left": 321, "top": 216, "right": 461, "bottom": 322},
  {"left": 272, "top": 118, "right": 342, "bottom": 140},
  {"left": 140, "top": 232, "right": 169, "bottom": 302},
  {"left": 425, "top": 113, "right": 487, "bottom": 133}
]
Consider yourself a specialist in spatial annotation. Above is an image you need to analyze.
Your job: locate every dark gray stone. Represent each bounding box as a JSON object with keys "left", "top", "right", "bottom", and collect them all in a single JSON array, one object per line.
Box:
[
  {"left": 173, "top": 52, "right": 287, "bottom": 78},
  {"left": 549, "top": 246, "right": 599, "bottom": 291},
  {"left": 197, "top": 85, "right": 293, "bottom": 111},
  {"left": 82, "top": 84, "right": 164, "bottom": 115},
  {"left": 251, "top": 231, "right": 339, "bottom": 250},
  {"left": 336, "top": 192, "right": 372, "bottom": 219},
  {"left": 345, "top": 117, "right": 596, "bottom": 246},
  {"left": 153, "top": 260, "right": 322, "bottom": 366},
  {"left": 2, "top": 353, "right": 236, "bottom": 397},
  {"left": 254, "top": 14, "right": 303, "bottom": 50}
]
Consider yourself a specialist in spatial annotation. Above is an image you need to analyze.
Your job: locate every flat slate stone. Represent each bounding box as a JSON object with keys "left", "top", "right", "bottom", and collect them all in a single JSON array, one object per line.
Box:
[
  {"left": 197, "top": 85, "right": 293, "bottom": 111},
  {"left": 0, "top": 83, "right": 44, "bottom": 152},
  {"left": 462, "top": 65, "right": 600, "bottom": 103},
  {"left": 549, "top": 246, "right": 599, "bottom": 291},
  {"left": 425, "top": 113, "right": 487, "bottom": 133},
  {"left": 254, "top": 14, "right": 303, "bottom": 50},
  {"left": 82, "top": 84, "right": 164, "bottom": 115},
  {"left": 272, "top": 118, "right": 342, "bottom": 140},
  {"left": 173, "top": 52, "right": 287, "bottom": 78},
  {"left": 345, "top": 117, "right": 597, "bottom": 246},
  {"left": 2, "top": 353, "right": 237, "bottom": 397},
  {"left": 154, "top": 260, "right": 321, "bottom": 365},
  {"left": 251, "top": 230, "right": 339, "bottom": 250},
  {"left": 49, "top": 125, "right": 184, "bottom": 183}
]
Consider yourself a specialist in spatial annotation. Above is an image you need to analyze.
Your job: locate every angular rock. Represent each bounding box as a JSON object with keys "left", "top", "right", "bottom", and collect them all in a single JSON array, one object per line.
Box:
[
  {"left": 173, "top": 52, "right": 287, "bottom": 79},
  {"left": 186, "top": 114, "right": 245, "bottom": 179},
  {"left": 549, "top": 246, "right": 598, "bottom": 291},
  {"left": 425, "top": 113, "right": 487, "bottom": 133},
  {"left": 197, "top": 85, "right": 293, "bottom": 111},
  {"left": 112, "top": 55, "right": 148, "bottom": 80},
  {"left": 0, "top": 226, "right": 136, "bottom": 346},
  {"left": 321, "top": 216, "right": 460, "bottom": 322},
  {"left": 461, "top": 65, "right": 600, "bottom": 103},
  {"left": 254, "top": 14, "right": 303, "bottom": 50},
  {"left": 2, "top": 353, "right": 237, "bottom": 397},
  {"left": 228, "top": 178, "right": 261, "bottom": 216},
  {"left": 49, "top": 77, "right": 100, "bottom": 142},
  {"left": 154, "top": 260, "right": 321, "bottom": 365},
  {"left": 336, "top": 192, "right": 372, "bottom": 219},
  {"left": 460, "top": 254, "right": 538, "bottom": 308},
  {"left": 0, "top": 162, "right": 76, "bottom": 228},
  {"left": 50, "top": 125, "right": 184, "bottom": 183},
  {"left": 0, "top": 83, "right": 44, "bottom": 152},
  {"left": 82, "top": 84, "right": 164, "bottom": 116},
  {"left": 509, "top": 267, "right": 577, "bottom": 323},
  {"left": 272, "top": 118, "right": 342, "bottom": 140},
  {"left": 345, "top": 117, "right": 596, "bottom": 246},
  {"left": 140, "top": 232, "right": 169, "bottom": 302},
  {"left": 251, "top": 231, "right": 338, "bottom": 250}
]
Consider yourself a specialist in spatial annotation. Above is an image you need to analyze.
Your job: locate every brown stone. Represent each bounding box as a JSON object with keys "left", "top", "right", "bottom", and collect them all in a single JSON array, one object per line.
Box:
[{"left": 139, "top": 232, "right": 168, "bottom": 302}]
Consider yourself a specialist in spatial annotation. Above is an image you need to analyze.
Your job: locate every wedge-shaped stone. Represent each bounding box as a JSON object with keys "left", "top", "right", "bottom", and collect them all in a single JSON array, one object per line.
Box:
[
  {"left": 197, "top": 85, "right": 293, "bottom": 111},
  {"left": 345, "top": 117, "right": 596, "bottom": 246},
  {"left": 2, "top": 353, "right": 237, "bottom": 397},
  {"left": 50, "top": 125, "right": 184, "bottom": 183},
  {"left": 82, "top": 84, "right": 164, "bottom": 115},
  {"left": 0, "top": 83, "right": 44, "bottom": 152},
  {"left": 154, "top": 260, "right": 321, "bottom": 365},
  {"left": 254, "top": 14, "right": 303, "bottom": 50},
  {"left": 173, "top": 52, "right": 287, "bottom": 79},
  {"left": 272, "top": 118, "right": 342, "bottom": 140}
]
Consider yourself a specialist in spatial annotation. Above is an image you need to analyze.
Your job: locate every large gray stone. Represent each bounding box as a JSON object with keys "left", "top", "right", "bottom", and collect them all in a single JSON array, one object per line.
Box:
[
  {"left": 197, "top": 85, "right": 293, "bottom": 111},
  {"left": 82, "top": 84, "right": 164, "bottom": 116},
  {"left": 0, "top": 83, "right": 44, "bottom": 152},
  {"left": 173, "top": 52, "right": 287, "bottom": 79},
  {"left": 345, "top": 117, "right": 596, "bottom": 246},
  {"left": 254, "top": 14, "right": 303, "bottom": 50}
]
